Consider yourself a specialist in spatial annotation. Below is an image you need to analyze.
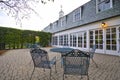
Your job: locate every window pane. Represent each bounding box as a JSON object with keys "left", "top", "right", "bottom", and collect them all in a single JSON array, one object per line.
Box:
[
  {"left": 100, "top": 45, "right": 103, "bottom": 49},
  {"left": 112, "top": 45, "right": 116, "bottom": 50},
  {"left": 99, "top": 35, "right": 103, "bottom": 39},
  {"left": 106, "top": 45, "right": 111, "bottom": 50},
  {"left": 106, "top": 34, "right": 110, "bottom": 39},
  {"left": 99, "top": 39, "right": 103, "bottom": 44},
  {"left": 95, "top": 30, "right": 98, "bottom": 34},
  {"left": 99, "top": 30, "right": 103, "bottom": 34},
  {"left": 112, "top": 40, "right": 116, "bottom": 44},
  {"left": 106, "top": 29, "right": 110, "bottom": 33},
  {"left": 112, "top": 28, "right": 116, "bottom": 33},
  {"left": 112, "top": 34, "right": 116, "bottom": 39},
  {"left": 106, "top": 40, "right": 110, "bottom": 44}
]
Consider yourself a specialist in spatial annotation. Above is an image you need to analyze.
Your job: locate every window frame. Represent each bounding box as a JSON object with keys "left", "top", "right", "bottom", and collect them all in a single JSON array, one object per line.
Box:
[
  {"left": 73, "top": 7, "right": 81, "bottom": 22},
  {"left": 60, "top": 16, "right": 66, "bottom": 27},
  {"left": 96, "top": 0, "right": 113, "bottom": 13}
]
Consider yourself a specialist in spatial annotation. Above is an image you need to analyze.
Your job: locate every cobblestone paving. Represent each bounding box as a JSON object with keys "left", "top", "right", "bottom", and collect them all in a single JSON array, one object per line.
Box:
[{"left": 0, "top": 48, "right": 120, "bottom": 80}]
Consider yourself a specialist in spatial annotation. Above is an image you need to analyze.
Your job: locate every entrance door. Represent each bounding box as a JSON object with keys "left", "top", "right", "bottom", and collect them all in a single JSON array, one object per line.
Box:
[
  {"left": 105, "top": 27, "right": 117, "bottom": 55},
  {"left": 89, "top": 29, "right": 104, "bottom": 53}
]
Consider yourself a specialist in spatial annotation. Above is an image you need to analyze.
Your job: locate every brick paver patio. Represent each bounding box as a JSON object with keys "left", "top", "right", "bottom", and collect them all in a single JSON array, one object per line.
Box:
[{"left": 0, "top": 48, "right": 120, "bottom": 80}]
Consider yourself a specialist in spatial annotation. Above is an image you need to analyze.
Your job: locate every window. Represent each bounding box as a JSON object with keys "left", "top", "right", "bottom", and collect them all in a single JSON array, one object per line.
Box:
[
  {"left": 78, "top": 33, "right": 82, "bottom": 47},
  {"left": 106, "top": 28, "right": 116, "bottom": 50},
  {"left": 53, "top": 22, "right": 57, "bottom": 29},
  {"left": 63, "top": 35, "right": 68, "bottom": 46},
  {"left": 118, "top": 27, "right": 120, "bottom": 51},
  {"left": 49, "top": 23, "right": 53, "bottom": 29},
  {"left": 61, "top": 17, "right": 66, "bottom": 27},
  {"left": 52, "top": 36, "right": 58, "bottom": 45},
  {"left": 73, "top": 34, "right": 77, "bottom": 47},
  {"left": 84, "top": 32, "right": 87, "bottom": 47},
  {"left": 89, "top": 31, "right": 94, "bottom": 48},
  {"left": 70, "top": 34, "right": 73, "bottom": 46},
  {"left": 70, "top": 33, "right": 77, "bottom": 47},
  {"left": 119, "top": 27, "right": 120, "bottom": 40},
  {"left": 96, "top": 0, "right": 112, "bottom": 12},
  {"left": 78, "top": 32, "right": 87, "bottom": 48},
  {"left": 59, "top": 35, "right": 63, "bottom": 46},
  {"left": 95, "top": 30, "right": 103, "bottom": 49},
  {"left": 73, "top": 7, "right": 81, "bottom": 22}
]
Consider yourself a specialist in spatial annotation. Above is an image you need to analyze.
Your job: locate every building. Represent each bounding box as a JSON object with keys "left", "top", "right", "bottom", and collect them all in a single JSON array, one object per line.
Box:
[{"left": 43, "top": 0, "right": 120, "bottom": 56}]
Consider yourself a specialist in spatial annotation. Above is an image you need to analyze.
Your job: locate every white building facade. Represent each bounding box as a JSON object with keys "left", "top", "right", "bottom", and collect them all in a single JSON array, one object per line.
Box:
[{"left": 43, "top": 0, "right": 120, "bottom": 56}]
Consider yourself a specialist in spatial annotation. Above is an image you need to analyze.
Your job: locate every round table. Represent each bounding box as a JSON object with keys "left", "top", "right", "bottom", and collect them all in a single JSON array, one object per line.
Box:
[{"left": 50, "top": 47, "right": 73, "bottom": 55}]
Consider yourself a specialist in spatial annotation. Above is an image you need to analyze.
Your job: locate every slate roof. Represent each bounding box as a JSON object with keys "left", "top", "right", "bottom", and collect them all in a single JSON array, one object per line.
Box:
[{"left": 43, "top": 0, "right": 120, "bottom": 33}]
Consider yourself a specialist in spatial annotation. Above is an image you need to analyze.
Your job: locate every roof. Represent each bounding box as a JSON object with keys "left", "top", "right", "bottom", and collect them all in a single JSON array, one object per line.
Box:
[{"left": 43, "top": 0, "right": 120, "bottom": 33}]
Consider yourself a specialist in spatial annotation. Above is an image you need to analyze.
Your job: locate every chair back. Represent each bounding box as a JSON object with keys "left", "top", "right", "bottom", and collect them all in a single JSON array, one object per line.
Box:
[
  {"left": 30, "top": 50, "right": 50, "bottom": 68},
  {"left": 62, "top": 49, "right": 90, "bottom": 75},
  {"left": 89, "top": 45, "right": 96, "bottom": 58}
]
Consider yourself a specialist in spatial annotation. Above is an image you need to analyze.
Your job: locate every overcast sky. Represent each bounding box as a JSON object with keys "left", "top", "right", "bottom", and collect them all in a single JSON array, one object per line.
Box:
[{"left": 0, "top": 0, "right": 90, "bottom": 31}]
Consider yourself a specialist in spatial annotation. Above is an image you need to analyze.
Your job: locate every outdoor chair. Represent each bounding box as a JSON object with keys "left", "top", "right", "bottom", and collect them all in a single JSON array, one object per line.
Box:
[
  {"left": 87, "top": 45, "right": 98, "bottom": 68},
  {"left": 30, "top": 44, "right": 41, "bottom": 53},
  {"left": 62, "top": 49, "right": 90, "bottom": 80},
  {"left": 30, "top": 49, "right": 57, "bottom": 80}
]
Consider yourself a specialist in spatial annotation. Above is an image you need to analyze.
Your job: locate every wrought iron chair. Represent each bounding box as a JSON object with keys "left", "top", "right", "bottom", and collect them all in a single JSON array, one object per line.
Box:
[
  {"left": 62, "top": 49, "right": 90, "bottom": 80},
  {"left": 87, "top": 45, "right": 98, "bottom": 68},
  {"left": 30, "top": 49, "right": 57, "bottom": 80},
  {"left": 30, "top": 44, "right": 41, "bottom": 53}
]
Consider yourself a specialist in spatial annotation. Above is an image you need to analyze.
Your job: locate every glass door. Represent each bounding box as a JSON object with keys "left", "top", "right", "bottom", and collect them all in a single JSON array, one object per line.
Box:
[
  {"left": 95, "top": 29, "right": 103, "bottom": 49},
  {"left": 78, "top": 32, "right": 86, "bottom": 48},
  {"left": 106, "top": 28, "right": 116, "bottom": 51}
]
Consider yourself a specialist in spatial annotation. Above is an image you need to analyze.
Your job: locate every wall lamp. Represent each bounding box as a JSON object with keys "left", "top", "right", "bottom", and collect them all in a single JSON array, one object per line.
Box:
[{"left": 101, "top": 22, "right": 108, "bottom": 29}]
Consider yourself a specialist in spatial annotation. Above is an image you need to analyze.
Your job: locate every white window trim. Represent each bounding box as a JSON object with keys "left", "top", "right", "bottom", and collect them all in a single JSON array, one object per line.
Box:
[
  {"left": 60, "top": 17, "right": 66, "bottom": 27},
  {"left": 73, "top": 7, "right": 81, "bottom": 22}
]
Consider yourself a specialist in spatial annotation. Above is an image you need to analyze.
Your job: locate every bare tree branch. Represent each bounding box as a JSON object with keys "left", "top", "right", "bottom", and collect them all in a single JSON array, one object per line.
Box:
[{"left": 0, "top": 0, "right": 54, "bottom": 27}]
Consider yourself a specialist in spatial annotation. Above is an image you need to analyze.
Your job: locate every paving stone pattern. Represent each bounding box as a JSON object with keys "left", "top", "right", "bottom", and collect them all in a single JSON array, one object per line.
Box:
[{"left": 0, "top": 48, "right": 120, "bottom": 80}]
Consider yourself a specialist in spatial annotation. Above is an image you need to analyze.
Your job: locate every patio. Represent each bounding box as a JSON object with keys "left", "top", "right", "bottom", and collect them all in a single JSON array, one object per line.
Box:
[{"left": 0, "top": 48, "right": 120, "bottom": 80}]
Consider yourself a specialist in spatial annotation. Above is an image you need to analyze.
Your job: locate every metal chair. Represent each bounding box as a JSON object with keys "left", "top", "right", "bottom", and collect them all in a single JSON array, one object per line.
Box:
[
  {"left": 30, "top": 44, "right": 41, "bottom": 53},
  {"left": 88, "top": 45, "right": 98, "bottom": 68},
  {"left": 62, "top": 49, "right": 90, "bottom": 80},
  {"left": 30, "top": 49, "right": 57, "bottom": 80}
]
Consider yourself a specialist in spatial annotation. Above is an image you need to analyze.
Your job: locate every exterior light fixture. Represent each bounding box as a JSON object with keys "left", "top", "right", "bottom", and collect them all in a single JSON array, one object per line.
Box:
[{"left": 101, "top": 22, "right": 108, "bottom": 29}]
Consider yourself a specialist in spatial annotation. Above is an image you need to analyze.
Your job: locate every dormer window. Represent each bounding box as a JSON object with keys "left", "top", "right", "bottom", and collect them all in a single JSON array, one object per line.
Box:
[
  {"left": 49, "top": 23, "right": 53, "bottom": 29},
  {"left": 73, "top": 7, "right": 81, "bottom": 22},
  {"left": 96, "top": 0, "right": 113, "bottom": 13},
  {"left": 53, "top": 22, "right": 57, "bottom": 29},
  {"left": 60, "top": 16, "right": 66, "bottom": 27}
]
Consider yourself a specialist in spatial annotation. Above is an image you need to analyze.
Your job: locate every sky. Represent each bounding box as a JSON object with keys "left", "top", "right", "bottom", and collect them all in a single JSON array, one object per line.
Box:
[{"left": 0, "top": 0, "right": 90, "bottom": 31}]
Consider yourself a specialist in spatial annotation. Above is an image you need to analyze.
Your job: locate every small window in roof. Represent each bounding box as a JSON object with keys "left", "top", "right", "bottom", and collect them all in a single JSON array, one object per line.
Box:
[
  {"left": 96, "top": 0, "right": 113, "bottom": 13},
  {"left": 73, "top": 7, "right": 81, "bottom": 22}
]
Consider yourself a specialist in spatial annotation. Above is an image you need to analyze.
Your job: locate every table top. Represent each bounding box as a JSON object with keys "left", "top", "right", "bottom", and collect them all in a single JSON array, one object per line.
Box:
[{"left": 50, "top": 47, "right": 74, "bottom": 55}]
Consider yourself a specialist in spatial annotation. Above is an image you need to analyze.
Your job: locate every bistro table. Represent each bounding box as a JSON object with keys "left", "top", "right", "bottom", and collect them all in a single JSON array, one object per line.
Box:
[
  {"left": 50, "top": 47, "right": 74, "bottom": 55},
  {"left": 50, "top": 47, "right": 74, "bottom": 67}
]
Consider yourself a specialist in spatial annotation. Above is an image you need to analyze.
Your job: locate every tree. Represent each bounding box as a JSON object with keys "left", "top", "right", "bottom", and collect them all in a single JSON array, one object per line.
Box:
[
  {"left": 39, "top": 31, "right": 52, "bottom": 47},
  {"left": 0, "top": 0, "right": 54, "bottom": 26}
]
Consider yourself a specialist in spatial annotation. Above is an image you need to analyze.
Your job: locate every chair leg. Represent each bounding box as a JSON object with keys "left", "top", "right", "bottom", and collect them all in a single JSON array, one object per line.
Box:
[
  {"left": 61, "top": 58, "right": 63, "bottom": 68},
  {"left": 80, "top": 75, "right": 83, "bottom": 80},
  {"left": 87, "top": 75, "right": 89, "bottom": 80},
  {"left": 92, "top": 58, "right": 98, "bottom": 68},
  {"left": 30, "top": 66, "right": 35, "bottom": 80},
  {"left": 54, "top": 61, "right": 57, "bottom": 73},
  {"left": 63, "top": 74, "right": 64, "bottom": 80},
  {"left": 50, "top": 69, "right": 52, "bottom": 80}
]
